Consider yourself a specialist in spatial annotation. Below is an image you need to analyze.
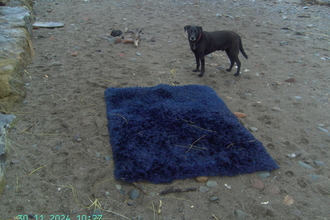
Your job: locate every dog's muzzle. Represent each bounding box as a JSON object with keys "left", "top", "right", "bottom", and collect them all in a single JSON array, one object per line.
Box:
[{"left": 189, "top": 36, "right": 196, "bottom": 41}]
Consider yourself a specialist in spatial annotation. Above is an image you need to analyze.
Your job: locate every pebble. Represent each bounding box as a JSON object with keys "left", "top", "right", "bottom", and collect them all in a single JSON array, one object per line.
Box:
[
  {"left": 314, "top": 160, "right": 326, "bottom": 166},
  {"left": 10, "top": 159, "right": 20, "bottom": 164},
  {"left": 199, "top": 186, "right": 210, "bottom": 193},
  {"left": 249, "top": 127, "right": 258, "bottom": 132},
  {"left": 234, "top": 209, "right": 247, "bottom": 219},
  {"left": 294, "top": 96, "right": 302, "bottom": 100},
  {"left": 118, "top": 53, "right": 125, "bottom": 58},
  {"left": 209, "top": 196, "right": 219, "bottom": 202},
  {"left": 317, "top": 127, "right": 329, "bottom": 133},
  {"left": 298, "top": 161, "right": 312, "bottom": 169},
  {"left": 129, "top": 189, "right": 140, "bottom": 199},
  {"left": 257, "top": 171, "right": 270, "bottom": 179},
  {"left": 91, "top": 208, "right": 102, "bottom": 216},
  {"left": 195, "top": 176, "right": 208, "bottom": 183},
  {"left": 71, "top": 52, "right": 79, "bottom": 56},
  {"left": 234, "top": 112, "right": 247, "bottom": 118},
  {"left": 115, "top": 38, "right": 122, "bottom": 43},
  {"left": 95, "top": 152, "right": 101, "bottom": 158},
  {"left": 252, "top": 179, "right": 265, "bottom": 191},
  {"left": 280, "top": 41, "right": 288, "bottom": 46},
  {"left": 49, "top": 62, "right": 62, "bottom": 67},
  {"left": 136, "top": 52, "right": 142, "bottom": 56},
  {"left": 271, "top": 107, "right": 282, "bottom": 112},
  {"left": 115, "top": 184, "right": 122, "bottom": 190},
  {"left": 285, "top": 78, "right": 296, "bottom": 83},
  {"left": 104, "top": 156, "right": 111, "bottom": 161},
  {"left": 206, "top": 180, "right": 218, "bottom": 187},
  {"left": 266, "top": 185, "right": 281, "bottom": 195}
]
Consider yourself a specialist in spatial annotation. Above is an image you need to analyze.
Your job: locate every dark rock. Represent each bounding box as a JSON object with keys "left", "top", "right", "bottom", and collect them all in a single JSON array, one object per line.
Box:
[
  {"left": 111, "top": 30, "right": 122, "bottom": 37},
  {"left": 129, "top": 189, "right": 140, "bottom": 199}
]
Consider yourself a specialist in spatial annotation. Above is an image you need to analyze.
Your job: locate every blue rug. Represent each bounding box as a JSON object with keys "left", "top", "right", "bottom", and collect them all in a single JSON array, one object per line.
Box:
[{"left": 104, "top": 84, "right": 279, "bottom": 183}]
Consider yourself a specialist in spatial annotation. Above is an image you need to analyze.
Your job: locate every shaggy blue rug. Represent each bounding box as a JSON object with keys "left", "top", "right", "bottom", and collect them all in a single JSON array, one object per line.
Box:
[{"left": 104, "top": 84, "right": 279, "bottom": 183}]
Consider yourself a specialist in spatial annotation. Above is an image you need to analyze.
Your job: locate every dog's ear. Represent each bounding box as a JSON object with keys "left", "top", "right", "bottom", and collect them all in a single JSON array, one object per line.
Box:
[
  {"left": 197, "top": 26, "right": 203, "bottom": 32},
  {"left": 184, "top": 25, "right": 190, "bottom": 32}
]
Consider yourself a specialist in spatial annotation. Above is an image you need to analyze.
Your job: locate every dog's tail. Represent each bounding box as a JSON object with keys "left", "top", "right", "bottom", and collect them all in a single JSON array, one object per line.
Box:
[{"left": 239, "top": 37, "right": 248, "bottom": 59}]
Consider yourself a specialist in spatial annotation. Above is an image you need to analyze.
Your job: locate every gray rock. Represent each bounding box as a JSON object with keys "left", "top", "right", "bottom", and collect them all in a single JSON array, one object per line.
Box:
[
  {"left": 249, "top": 127, "right": 258, "bottom": 132},
  {"left": 257, "top": 171, "right": 270, "bottom": 179},
  {"left": 199, "top": 186, "right": 210, "bottom": 193},
  {"left": 104, "top": 156, "right": 111, "bottom": 161},
  {"left": 206, "top": 180, "right": 218, "bottom": 187},
  {"left": 209, "top": 196, "right": 219, "bottom": 201},
  {"left": 234, "top": 209, "right": 247, "bottom": 219},
  {"left": 298, "top": 161, "right": 312, "bottom": 169},
  {"left": 314, "top": 160, "right": 326, "bottom": 166},
  {"left": 280, "top": 41, "right": 288, "bottom": 46},
  {"left": 115, "top": 184, "right": 122, "bottom": 190},
  {"left": 129, "top": 189, "right": 140, "bottom": 199},
  {"left": 271, "top": 107, "right": 282, "bottom": 112},
  {"left": 317, "top": 127, "right": 329, "bottom": 133},
  {"left": 294, "top": 96, "right": 302, "bottom": 100},
  {"left": 95, "top": 152, "right": 101, "bottom": 158}
]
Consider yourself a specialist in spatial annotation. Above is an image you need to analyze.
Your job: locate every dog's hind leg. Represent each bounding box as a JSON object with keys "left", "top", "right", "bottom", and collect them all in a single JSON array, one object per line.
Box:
[
  {"left": 233, "top": 57, "right": 241, "bottom": 76},
  {"left": 225, "top": 50, "right": 235, "bottom": 72}
]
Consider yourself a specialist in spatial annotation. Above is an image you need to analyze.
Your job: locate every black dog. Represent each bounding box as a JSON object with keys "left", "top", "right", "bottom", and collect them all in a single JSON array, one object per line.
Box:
[{"left": 184, "top": 25, "right": 248, "bottom": 77}]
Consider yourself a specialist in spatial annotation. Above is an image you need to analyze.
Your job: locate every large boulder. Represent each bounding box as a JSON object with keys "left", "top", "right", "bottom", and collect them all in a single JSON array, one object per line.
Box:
[{"left": 0, "top": 5, "right": 34, "bottom": 111}]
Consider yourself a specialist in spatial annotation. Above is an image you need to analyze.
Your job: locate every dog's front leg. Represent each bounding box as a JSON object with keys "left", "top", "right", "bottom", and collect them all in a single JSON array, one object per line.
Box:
[
  {"left": 198, "top": 56, "right": 205, "bottom": 77},
  {"left": 193, "top": 53, "right": 200, "bottom": 73}
]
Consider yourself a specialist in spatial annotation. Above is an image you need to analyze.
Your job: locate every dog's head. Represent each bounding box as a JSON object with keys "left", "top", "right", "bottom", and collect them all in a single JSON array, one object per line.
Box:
[{"left": 184, "top": 25, "right": 203, "bottom": 42}]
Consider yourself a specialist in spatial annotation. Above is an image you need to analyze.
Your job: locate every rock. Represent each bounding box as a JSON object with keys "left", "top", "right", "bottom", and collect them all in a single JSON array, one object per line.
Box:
[
  {"left": 49, "top": 62, "right": 62, "bottom": 67},
  {"left": 206, "top": 180, "right": 218, "bottom": 187},
  {"left": 271, "top": 107, "right": 282, "bottom": 112},
  {"left": 104, "top": 156, "right": 111, "bottom": 161},
  {"left": 0, "top": 60, "right": 26, "bottom": 107},
  {"left": 298, "top": 161, "right": 312, "bottom": 169},
  {"left": 111, "top": 30, "right": 122, "bottom": 37},
  {"left": 283, "top": 195, "right": 294, "bottom": 205},
  {"left": 95, "top": 152, "right": 101, "bottom": 158},
  {"left": 257, "top": 171, "right": 270, "bottom": 179},
  {"left": 199, "top": 186, "right": 209, "bottom": 193},
  {"left": 136, "top": 52, "right": 142, "bottom": 56},
  {"left": 317, "top": 127, "right": 329, "bottom": 133},
  {"left": 285, "top": 78, "right": 296, "bottom": 83},
  {"left": 252, "top": 179, "right": 265, "bottom": 191},
  {"left": 234, "top": 112, "right": 247, "bottom": 118},
  {"left": 266, "top": 185, "right": 281, "bottom": 195},
  {"left": 280, "top": 41, "right": 288, "bottom": 46},
  {"left": 129, "top": 189, "right": 140, "bottom": 199},
  {"left": 234, "top": 209, "right": 247, "bottom": 219},
  {"left": 115, "top": 184, "right": 122, "bottom": 190},
  {"left": 294, "top": 96, "right": 302, "bottom": 100},
  {"left": 249, "top": 127, "right": 258, "bottom": 132},
  {"left": 314, "top": 160, "right": 326, "bottom": 166},
  {"left": 71, "top": 52, "right": 79, "bottom": 56},
  {"left": 115, "top": 38, "right": 122, "bottom": 44},
  {"left": 209, "top": 196, "right": 219, "bottom": 202},
  {"left": 10, "top": 159, "right": 20, "bottom": 164},
  {"left": 118, "top": 53, "right": 125, "bottom": 58},
  {"left": 195, "top": 176, "right": 208, "bottom": 183},
  {"left": 33, "top": 21, "right": 65, "bottom": 28}
]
